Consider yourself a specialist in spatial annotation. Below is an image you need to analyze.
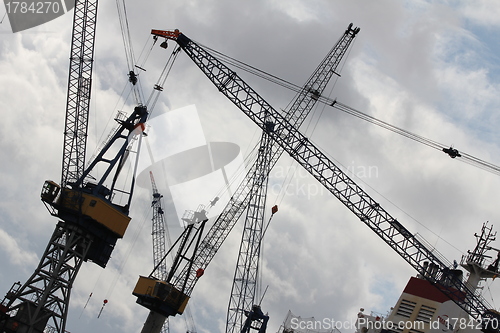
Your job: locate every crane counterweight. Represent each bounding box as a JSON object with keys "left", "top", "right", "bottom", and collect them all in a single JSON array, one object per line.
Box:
[{"left": 133, "top": 276, "right": 190, "bottom": 317}]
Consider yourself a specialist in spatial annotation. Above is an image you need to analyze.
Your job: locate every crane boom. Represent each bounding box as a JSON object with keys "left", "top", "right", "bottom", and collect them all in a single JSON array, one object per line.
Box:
[
  {"left": 61, "top": 0, "right": 98, "bottom": 188},
  {"left": 150, "top": 172, "right": 169, "bottom": 281},
  {"left": 0, "top": 2, "right": 98, "bottom": 332},
  {"left": 147, "top": 29, "right": 500, "bottom": 328},
  {"left": 0, "top": 104, "right": 147, "bottom": 333}
]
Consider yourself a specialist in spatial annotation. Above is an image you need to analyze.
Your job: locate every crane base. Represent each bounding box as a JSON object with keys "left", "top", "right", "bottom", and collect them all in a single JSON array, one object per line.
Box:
[{"left": 133, "top": 276, "right": 189, "bottom": 317}]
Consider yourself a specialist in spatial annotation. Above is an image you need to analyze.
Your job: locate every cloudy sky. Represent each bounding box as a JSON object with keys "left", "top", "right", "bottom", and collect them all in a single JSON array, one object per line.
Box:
[{"left": 2, "top": 0, "right": 500, "bottom": 332}]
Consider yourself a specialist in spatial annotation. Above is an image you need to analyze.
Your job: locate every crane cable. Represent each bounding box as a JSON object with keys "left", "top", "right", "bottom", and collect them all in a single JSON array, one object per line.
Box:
[
  {"left": 201, "top": 43, "right": 500, "bottom": 176},
  {"left": 199, "top": 41, "right": 300, "bottom": 94},
  {"left": 88, "top": 34, "right": 157, "bottom": 168},
  {"left": 200, "top": 45, "right": 469, "bottom": 257},
  {"left": 87, "top": 2, "right": 157, "bottom": 182},
  {"left": 330, "top": 100, "right": 500, "bottom": 176},
  {"left": 154, "top": 40, "right": 486, "bottom": 257},
  {"left": 115, "top": 0, "right": 145, "bottom": 105},
  {"left": 145, "top": 45, "right": 182, "bottom": 116},
  {"left": 332, "top": 101, "right": 444, "bottom": 150}
]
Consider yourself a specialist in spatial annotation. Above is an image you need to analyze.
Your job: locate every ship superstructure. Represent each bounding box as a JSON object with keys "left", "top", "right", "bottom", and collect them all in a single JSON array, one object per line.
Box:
[{"left": 356, "top": 223, "right": 500, "bottom": 333}]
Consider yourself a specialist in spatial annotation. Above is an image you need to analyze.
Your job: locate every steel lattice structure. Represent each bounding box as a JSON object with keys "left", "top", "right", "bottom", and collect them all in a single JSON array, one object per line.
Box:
[
  {"left": 144, "top": 27, "right": 500, "bottom": 329},
  {"left": 61, "top": 0, "right": 98, "bottom": 188},
  {"left": 155, "top": 24, "right": 361, "bottom": 300},
  {"left": 132, "top": 25, "right": 359, "bottom": 329},
  {"left": 150, "top": 172, "right": 169, "bottom": 281},
  {"left": 226, "top": 131, "right": 273, "bottom": 333},
  {"left": 1, "top": 104, "right": 147, "bottom": 333},
  {"left": 0, "top": 2, "right": 98, "bottom": 332},
  {"left": 0, "top": 1, "right": 151, "bottom": 332},
  {"left": 147, "top": 172, "right": 170, "bottom": 333},
  {"left": 1, "top": 222, "right": 92, "bottom": 333},
  {"left": 225, "top": 24, "right": 359, "bottom": 333}
]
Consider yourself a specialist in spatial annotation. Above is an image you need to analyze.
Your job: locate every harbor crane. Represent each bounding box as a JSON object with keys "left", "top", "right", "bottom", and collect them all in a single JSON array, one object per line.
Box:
[
  {"left": 0, "top": 0, "right": 148, "bottom": 332},
  {"left": 135, "top": 27, "right": 500, "bottom": 333},
  {"left": 226, "top": 25, "right": 359, "bottom": 333}
]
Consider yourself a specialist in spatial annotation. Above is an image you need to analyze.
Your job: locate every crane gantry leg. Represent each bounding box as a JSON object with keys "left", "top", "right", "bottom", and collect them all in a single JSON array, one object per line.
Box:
[{"left": 0, "top": 222, "right": 92, "bottom": 333}]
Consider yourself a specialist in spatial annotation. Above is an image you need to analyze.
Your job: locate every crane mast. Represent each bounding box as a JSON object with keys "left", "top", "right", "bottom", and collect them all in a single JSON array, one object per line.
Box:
[
  {"left": 143, "top": 171, "right": 170, "bottom": 333},
  {"left": 142, "top": 28, "right": 500, "bottom": 331},
  {"left": 0, "top": 1, "right": 148, "bottom": 332},
  {"left": 141, "top": 173, "right": 200, "bottom": 333},
  {"left": 226, "top": 25, "right": 359, "bottom": 333},
  {"left": 0, "top": 103, "right": 147, "bottom": 333}
]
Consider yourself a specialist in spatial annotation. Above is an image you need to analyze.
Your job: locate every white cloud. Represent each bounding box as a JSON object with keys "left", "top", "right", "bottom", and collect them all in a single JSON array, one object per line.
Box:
[
  {"left": 458, "top": 0, "right": 500, "bottom": 28},
  {"left": 270, "top": 0, "right": 322, "bottom": 22},
  {"left": 0, "top": 229, "right": 38, "bottom": 268},
  {"left": 1, "top": 1, "right": 500, "bottom": 333}
]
